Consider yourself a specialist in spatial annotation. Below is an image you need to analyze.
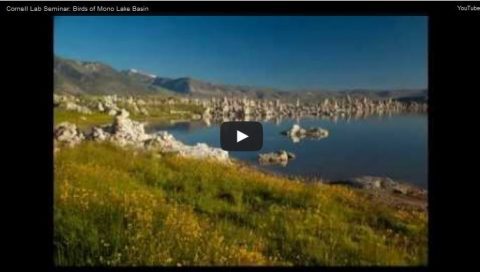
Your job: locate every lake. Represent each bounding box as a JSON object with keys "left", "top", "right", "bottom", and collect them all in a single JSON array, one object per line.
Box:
[{"left": 146, "top": 113, "right": 428, "bottom": 188}]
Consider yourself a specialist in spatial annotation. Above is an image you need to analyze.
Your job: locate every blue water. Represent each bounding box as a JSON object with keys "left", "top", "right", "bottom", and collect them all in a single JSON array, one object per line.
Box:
[{"left": 146, "top": 114, "right": 428, "bottom": 188}]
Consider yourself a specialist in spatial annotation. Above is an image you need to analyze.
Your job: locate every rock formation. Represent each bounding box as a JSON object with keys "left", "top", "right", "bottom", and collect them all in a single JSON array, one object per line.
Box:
[
  {"left": 194, "top": 95, "right": 427, "bottom": 123},
  {"left": 281, "top": 124, "right": 329, "bottom": 143},
  {"left": 54, "top": 122, "right": 85, "bottom": 147},
  {"left": 327, "top": 176, "right": 427, "bottom": 197},
  {"left": 54, "top": 94, "right": 427, "bottom": 124},
  {"left": 54, "top": 108, "right": 229, "bottom": 162},
  {"left": 258, "top": 150, "right": 296, "bottom": 166},
  {"left": 109, "top": 109, "right": 150, "bottom": 147}
]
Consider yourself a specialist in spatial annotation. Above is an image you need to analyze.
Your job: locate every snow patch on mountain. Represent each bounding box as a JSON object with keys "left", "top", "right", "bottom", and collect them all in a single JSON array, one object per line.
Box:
[{"left": 129, "top": 68, "right": 156, "bottom": 78}]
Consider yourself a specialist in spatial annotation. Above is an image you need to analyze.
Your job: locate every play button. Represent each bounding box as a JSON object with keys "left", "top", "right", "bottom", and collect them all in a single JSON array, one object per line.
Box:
[
  {"left": 221, "top": 121, "right": 263, "bottom": 151},
  {"left": 236, "top": 130, "right": 249, "bottom": 143}
]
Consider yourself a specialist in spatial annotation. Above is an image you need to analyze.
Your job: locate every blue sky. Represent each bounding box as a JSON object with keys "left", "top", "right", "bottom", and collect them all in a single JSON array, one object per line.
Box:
[{"left": 54, "top": 16, "right": 427, "bottom": 91}]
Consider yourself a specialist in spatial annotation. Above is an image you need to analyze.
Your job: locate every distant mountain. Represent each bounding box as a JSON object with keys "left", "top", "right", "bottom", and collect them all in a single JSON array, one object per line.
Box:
[
  {"left": 151, "top": 76, "right": 281, "bottom": 98},
  {"left": 54, "top": 56, "right": 175, "bottom": 95},
  {"left": 54, "top": 56, "right": 428, "bottom": 102}
]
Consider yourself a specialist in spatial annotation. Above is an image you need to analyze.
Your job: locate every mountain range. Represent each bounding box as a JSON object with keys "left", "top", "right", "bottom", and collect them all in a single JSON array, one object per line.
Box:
[{"left": 54, "top": 56, "right": 428, "bottom": 102}]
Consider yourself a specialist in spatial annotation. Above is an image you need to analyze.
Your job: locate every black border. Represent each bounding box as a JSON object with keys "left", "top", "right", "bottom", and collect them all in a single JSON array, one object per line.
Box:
[{"left": 3, "top": 1, "right": 477, "bottom": 271}]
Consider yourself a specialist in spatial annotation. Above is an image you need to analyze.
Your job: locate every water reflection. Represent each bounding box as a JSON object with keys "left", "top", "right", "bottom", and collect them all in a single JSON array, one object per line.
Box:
[{"left": 146, "top": 113, "right": 428, "bottom": 188}]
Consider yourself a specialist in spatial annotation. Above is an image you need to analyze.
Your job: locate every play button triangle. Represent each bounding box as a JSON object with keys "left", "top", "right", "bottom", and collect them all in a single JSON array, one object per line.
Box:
[
  {"left": 236, "top": 130, "right": 249, "bottom": 143},
  {"left": 220, "top": 122, "right": 263, "bottom": 151}
]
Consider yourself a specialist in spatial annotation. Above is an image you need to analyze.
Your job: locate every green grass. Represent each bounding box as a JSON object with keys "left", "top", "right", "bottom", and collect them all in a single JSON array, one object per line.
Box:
[
  {"left": 54, "top": 99, "right": 204, "bottom": 129},
  {"left": 54, "top": 142, "right": 427, "bottom": 266},
  {"left": 54, "top": 108, "right": 114, "bottom": 129}
]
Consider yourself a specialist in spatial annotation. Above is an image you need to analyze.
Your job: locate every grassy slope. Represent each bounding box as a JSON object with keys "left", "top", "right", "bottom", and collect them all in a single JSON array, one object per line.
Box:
[{"left": 54, "top": 142, "right": 427, "bottom": 266}]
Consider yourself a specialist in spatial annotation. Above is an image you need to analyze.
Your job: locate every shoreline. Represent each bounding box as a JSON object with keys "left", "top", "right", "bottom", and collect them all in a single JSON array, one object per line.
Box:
[
  {"left": 54, "top": 94, "right": 428, "bottom": 216},
  {"left": 230, "top": 158, "right": 427, "bottom": 212}
]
